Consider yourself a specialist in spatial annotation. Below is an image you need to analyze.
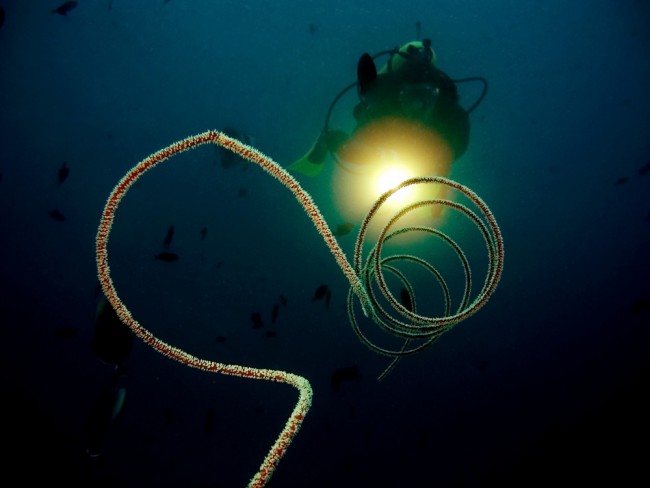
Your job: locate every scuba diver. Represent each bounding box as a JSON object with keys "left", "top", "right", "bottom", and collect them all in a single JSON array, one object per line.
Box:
[
  {"left": 290, "top": 37, "right": 486, "bottom": 176},
  {"left": 289, "top": 37, "right": 487, "bottom": 231}
]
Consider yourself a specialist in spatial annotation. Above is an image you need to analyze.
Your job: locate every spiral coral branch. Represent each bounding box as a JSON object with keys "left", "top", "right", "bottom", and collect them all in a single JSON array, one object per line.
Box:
[
  {"left": 348, "top": 176, "right": 504, "bottom": 376},
  {"left": 96, "top": 130, "right": 503, "bottom": 486}
]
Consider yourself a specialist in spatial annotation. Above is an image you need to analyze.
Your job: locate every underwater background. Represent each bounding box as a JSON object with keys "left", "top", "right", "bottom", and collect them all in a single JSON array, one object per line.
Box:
[{"left": 0, "top": 1, "right": 648, "bottom": 487}]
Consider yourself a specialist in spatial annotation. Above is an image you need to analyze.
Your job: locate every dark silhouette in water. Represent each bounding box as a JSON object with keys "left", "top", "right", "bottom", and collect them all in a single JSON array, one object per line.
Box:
[
  {"left": 332, "top": 222, "right": 354, "bottom": 237},
  {"left": 312, "top": 284, "right": 332, "bottom": 308},
  {"left": 163, "top": 225, "right": 174, "bottom": 249},
  {"left": 251, "top": 312, "right": 263, "bottom": 329},
  {"left": 312, "top": 284, "right": 329, "bottom": 301},
  {"left": 92, "top": 296, "right": 133, "bottom": 373},
  {"left": 216, "top": 126, "right": 253, "bottom": 170},
  {"left": 614, "top": 176, "right": 628, "bottom": 185},
  {"left": 48, "top": 209, "right": 65, "bottom": 222},
  {"left": 154, "top": 251, "right": 179, "bottom": 262},
  {"left": 51, "top": 1, "right": 78, "bottom": 16},
  {"left": 84, "top": 296, "right": 131, "bottom": 458},
  {"left": 400, "top": 287, "right": 414, "bottom": 312},
  {"left": 57, "top": 162, "right": 70, "bottom": 186}
]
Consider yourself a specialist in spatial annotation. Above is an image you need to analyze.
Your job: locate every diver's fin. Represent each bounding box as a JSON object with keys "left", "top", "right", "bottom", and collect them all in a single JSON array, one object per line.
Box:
[
  {"left": 288, "top": 131, "right": 329, "bottom": 176},
  {"left": 288, "top": 130, "right": 349, "bottom": 177},
  {"left": 357, "top": 53, "right": 377, "bottom": 96}
]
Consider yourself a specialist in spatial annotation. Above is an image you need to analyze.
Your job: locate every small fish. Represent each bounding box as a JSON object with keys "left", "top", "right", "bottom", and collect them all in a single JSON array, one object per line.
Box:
[
  {"left": 325, "top": 289, "right": 332, "bottom": 309},
  {"left": 154, "top": 251, "right": 179, "bottom": 262},
  {"left": 51, "top": 1, "right": 78, "bottom": 16},
  {"left": 57, "top": 162, "right": 70, "bottom": 186},
  {"left": 614, "top": 176, "right": 628, "bottom": 185},
  {"left": 0, "top": 7, "right": 5, "bottom": 29},
  {"left": 478, "top": 359, "right": 490, "bottom": 371},
  {"left": 238, "top": 187, "right": 248, "bottom": 197},
  {"left": 215, "top": 335, "right": 226, "bottom": 343},
  {"left": 251, "top": 312, "right": 263, "bottom": 329},
  {"left": 200, "top": 226, "right": 208, "bottom": 240},
  {"left": 163, "top": 225, "right": 174, "bottom": 249},
  {"left": 400, "top": 287, "right": 414, "bottom": 312},
  {"left": 48, "top": 209, "right": 66, "bottom": 222},
  {"left": 415, "top": 20, "right": 422, "bottom": 40},
  {"left": 639, "top": 161, "right": 650, "bottom": 176},
  {"left": 279, "top": 294, "right": 288, "bottom": 307},
  {"left": 312, "top": 284, "right": 329, "bottom": 301},
  {"left": 332, "top": 222, "right": 354, "bottom": 237},
  {"left": 308, "top": 23, "right": 317, "bottom": 34},
  {"left": 264, "top": 330, "right": 278, "bottom": 338},
  {"left": 330, "top": 365, "right": 361, "bottom": 392},
  {"left": 271, "top": 304, "right": 279, "bottom": 324}
]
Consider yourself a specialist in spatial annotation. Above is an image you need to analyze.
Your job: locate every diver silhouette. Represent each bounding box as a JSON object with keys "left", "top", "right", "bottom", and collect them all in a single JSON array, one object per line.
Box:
[
  {"left": 289, "top": 37, "right": 487, "bottom": 178},
  {"left": 83, "top": 295, "right": 131, "bottom": 459}
]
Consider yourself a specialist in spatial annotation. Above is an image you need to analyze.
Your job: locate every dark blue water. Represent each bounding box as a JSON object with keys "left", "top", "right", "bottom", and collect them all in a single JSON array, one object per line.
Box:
[{"left": 1, "top": 1, "right": 648, "bottom": 487}]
